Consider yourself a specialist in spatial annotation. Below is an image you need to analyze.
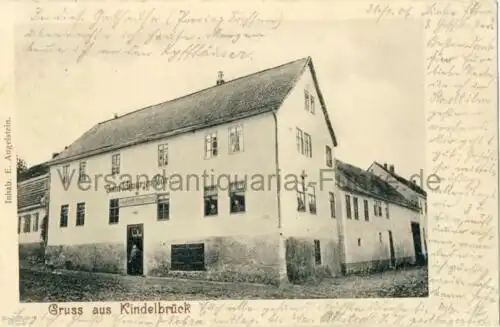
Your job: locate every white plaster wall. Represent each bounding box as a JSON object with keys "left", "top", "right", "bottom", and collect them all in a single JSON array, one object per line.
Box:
[
  {"left": 47, "top": 113, "right": 279, "bottom": 250},
  {"left": 18, "top": 207, "right": 45, "bottom": 244}
]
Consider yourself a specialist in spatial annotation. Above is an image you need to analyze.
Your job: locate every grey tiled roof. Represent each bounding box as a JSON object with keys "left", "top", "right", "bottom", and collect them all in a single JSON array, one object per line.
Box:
[
  {"left": 17, "top": 175, "right": 48, "bottom": 210},
  {"left": 18, "top": 163, "right": 49, "bottom": 182},
  {"left": 50, "top": 57, "right": 338, "bottom": 164},
  {"left": 372, "top": 161, "right": 427, "bottom": 197},
  {"left": 335, "top": 159, "right": 419, "bottom": 211}
]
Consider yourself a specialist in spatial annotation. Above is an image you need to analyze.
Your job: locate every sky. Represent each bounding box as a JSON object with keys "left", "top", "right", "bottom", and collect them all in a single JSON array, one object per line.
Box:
[{"left": 15, "top": 13, "right": 424, "bottom": 180}]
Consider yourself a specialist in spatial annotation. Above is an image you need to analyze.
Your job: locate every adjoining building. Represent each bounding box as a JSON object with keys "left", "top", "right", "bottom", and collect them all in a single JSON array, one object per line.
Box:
[
  {"left": 335, "top": 160, "right": 424, "bottom": 274},
  {"left": 17, "top": 163, "right": 50, "bottom": 261},
  {"left": 42, "top": 57, "right": 426, "bottom": 285},
  {"left": 367, "top": 161, "right": 428, "bottom": 263}
]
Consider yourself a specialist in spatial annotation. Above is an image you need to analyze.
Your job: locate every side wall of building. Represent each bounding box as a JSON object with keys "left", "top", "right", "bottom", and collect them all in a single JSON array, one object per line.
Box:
[
  {"left": 46, "top": 113, "right": 282, "bottom": 284},
  {"left": 18, "top": 207, "right": 46, "bottom": 261},
  {"left": 277, "top": 65, "right": 341, "bottom": 282}
]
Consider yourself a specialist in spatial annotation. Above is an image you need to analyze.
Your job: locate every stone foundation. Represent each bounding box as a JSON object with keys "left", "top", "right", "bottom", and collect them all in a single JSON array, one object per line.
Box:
[
  {"left": 285, "top": 237, "right": 335, "bottom": 284},
  {"left": 148, "top": 235, "right": 280, "bottom": 285},
  {"left": 342, "top": 256, "right": 415, "bottom": 275},
  {"left": 19, "top": 242, "right": 44, "bottom": 262},
  {"left": 45, "top": 243, "right": 126, "bottom": 274}
]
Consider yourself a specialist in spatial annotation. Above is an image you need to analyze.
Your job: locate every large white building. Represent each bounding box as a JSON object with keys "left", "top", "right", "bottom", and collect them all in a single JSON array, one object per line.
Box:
[
  {"left": 17, "top": 163, "right": 49, "bottom": 261},
  {"left": 43, "top": 57, "right": 426, "bottom": 284}
]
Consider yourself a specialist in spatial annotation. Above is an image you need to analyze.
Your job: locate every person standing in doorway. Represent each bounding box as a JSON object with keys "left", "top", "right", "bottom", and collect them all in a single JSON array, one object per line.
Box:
[{"left": 129, "top": 243, "right": 141, "bottom": 275}]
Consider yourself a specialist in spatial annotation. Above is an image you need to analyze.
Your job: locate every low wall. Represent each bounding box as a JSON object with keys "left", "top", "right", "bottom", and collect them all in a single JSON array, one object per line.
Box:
[{"left": 342, "top": 256, "right": 415, "bottom": 275}]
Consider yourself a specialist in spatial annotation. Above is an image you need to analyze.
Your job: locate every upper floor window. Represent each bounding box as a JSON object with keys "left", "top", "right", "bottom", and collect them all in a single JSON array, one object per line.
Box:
[
  {"left": 62, "top": 164, "right": 70, "bottom": 184},
  {"left": 353, "top": 197, "right": 359, "bottom": 220},
  {"left": 33, "top": 212, "right": 39, "bottom": 232},
  {"left": 78, "top": 161, "right": 87, "bottom": 183},
  {"left": 205, "top": 132, "right": 218, "bottom": 159},
  {"left": 111, "top": 154, "right": 120, "bottom": 175},
  {"left": 385, "top": 202, "right": 390, "bottom": 218},
  {"left": 424, "top": 201, "right": 427, "bottom": 215},
  {"left": 325, "top": 146, "right": 332, "bottom": 167},
  {"left": 308, "top": 185, "right": 317, "bottom": 214},
  {"left": 229, "top": 181, "right": 246, "bottom": 213},
  {"left": 296, "top": 128, "right": 304, "bottom": 155},
  {"left": 363, "top": 199, "right": 369, "bottom": 221},
  {"left": 304, "top": 133, "right": 312, "bottom": 157},
  {"left": 374, "top": 200, "right": 382, "bottom": 217},
  {"left": 158, "top": 144, "right": 168, "bottom": 167},
  {"left": 109, "top": 199, "right": 119, "bottom": 224},
  {"left": 60, "top": 205, "right": 68, "bottom": 227},
  {"left": 304, "top": 90, "right": 316, "bottom": 114},
  {"left": 204, "top": 185, "right": 218, "bottom": 216},
  {"left": 296, "top": 182, "right": 306, "bottom": 212},
  {"left": 345, "top": 194, "right": 352, "bottom": 219},
  {"left": 76, "top": 202, "right": 85, "bottom": 226},
  {"left": 228, "top": 125, "right": 243, "bottom": 154},
  {"left": 23, "top": 214, "right": 31, "bottom": 233},
  {"left": 17, "top": 216, "right": 21, "bottom": 234},
  {"left": 329, "top": 192, "right": 336, "bottom": 218},
  {"left": 157, "top": 193, "right": 170, "bottom": 220}
]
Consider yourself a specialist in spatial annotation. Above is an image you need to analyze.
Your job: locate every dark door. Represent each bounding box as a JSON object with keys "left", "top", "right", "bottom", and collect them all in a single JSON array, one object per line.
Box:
[
  {"left": 388, "top": 230, "right": 396, "bottom": 267},
  {"left": 127, "top": 224, "right": 144, "bottom": 276},
  {"left": 411, "top": 222, "right": 424, "bottom": 265}
]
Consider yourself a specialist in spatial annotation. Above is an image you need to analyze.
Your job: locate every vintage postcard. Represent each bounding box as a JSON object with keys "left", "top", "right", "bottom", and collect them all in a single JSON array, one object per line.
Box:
[{"left": 0, "top": 0, "right": 497, "bottom": 326}]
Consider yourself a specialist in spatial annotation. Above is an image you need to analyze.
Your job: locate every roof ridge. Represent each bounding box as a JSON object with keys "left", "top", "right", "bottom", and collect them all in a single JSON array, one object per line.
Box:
[{"left": 98, "top": 56, "right": 310, "bottom": 125}]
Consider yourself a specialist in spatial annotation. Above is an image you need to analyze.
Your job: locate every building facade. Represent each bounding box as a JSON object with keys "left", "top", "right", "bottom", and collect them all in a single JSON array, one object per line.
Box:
[
  {"left": 367, "top": 161, "right": 428, "bottom": 263},
  {"left": 17, "top": 164, "right": 49, "bottom": 261},
  {"left": 43, "top": 57, "right": 424, "bottom": 285}
]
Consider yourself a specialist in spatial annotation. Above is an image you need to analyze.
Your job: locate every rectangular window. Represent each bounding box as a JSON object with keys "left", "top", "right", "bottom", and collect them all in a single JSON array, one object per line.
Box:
[
  {"left": 296, "top": 182, "right": 306, "bottom": 212},
  {"left": 424, "top": 201, "right": 427, "bottom": 215},
  {"left": 314, "top": 240, "right": 321, "bottom": 265},
  {"left": 325, "top": 146, "right": 332, "bottom": 167},
  {"left": 158, "top": 143, "right": 168, "bottom": 167},
  {"left": 379, "top": 232, "right": 382, "bottom": 243},
  {"left": 23, "top": 214, "right": 31, "bottom": 233},
  {"left": 304, "top": 90, "right": 310, "bottom": 111},
  {"left": 378, "top": 201, "right": 383, "bottom": 216},
  {"left": 204, "top": 186, "right": 218, "bottom": 216},
  {"left": 308, "top": 185, "right": 317, "bottom": 214},
  {"left": 228, "top": 125, "right": 243, "bottom": 154},
  {"left": 229, "top": 181, "right": 246, "bottom": 213},
  {"left": 171, "top": 243, "right": 205, "bottom": 271},
  {"left": 62, "top": 164, "right": 70, "bottom": 184},
  {"left": 33, "top": 213, "right": 39, "bottom": 232},
  {"left": 310, "top": 95, "right": 315, "bottom": 114},
  {"left": 18, "top": 216, "right": 21, "bottom": 234},
  {"left": 364, "top": 199, "right": 369, "bottom": 221},
  {"left": 76, "top": 202, "right": 85, "bottom": 226},
  {"left": 296, "top": 128, "right": 304, "bottom": 155},
  {"left": 157, "top": 194, "right": 170, "bottom": 220},
  {"left": 304, "top": 133, "right": 312, "bottom": 157},
  {"left": 374, "top": 200, "right": 382, "bottom": 217},
  {"left": 78, "top": 161, "right": 87, "bottom": 182},
  {"left": 205, "top": 132, "right": 218, "bottom": 158},
  {"left": 345, "top": 194, "right": 352, "bottom": 219},
  {"left": 109, "top": 199, "right": 119, "bottom": 224},
  {"left": 385, "top": 202, "right": 390, "bottom": 218},
  {"left": 353, "top": 197, "right": 359, "bottom": 220},
  {"left": 111, "top": 154, "right": 120, "bottom": 175},
  {"left": 329, "top": 192, "right": 335, "bottom": 218},
  {"left": 358, "top": 238, "right": 361, "bottom": 246},
  {"left": 60, "top": 205, "right": 68, "bottom": 227}
]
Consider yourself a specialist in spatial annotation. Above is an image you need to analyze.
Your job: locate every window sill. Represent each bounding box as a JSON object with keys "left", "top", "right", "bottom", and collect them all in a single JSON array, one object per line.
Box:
[
  {"left": 109, "top": 222, "right": 119, "bottom": 225},
  {"left": 230, "top": 211, "right": 246, "bottom": 215},
  {"left": 157, "top": 218, "right": 170, "bottom": 221}
]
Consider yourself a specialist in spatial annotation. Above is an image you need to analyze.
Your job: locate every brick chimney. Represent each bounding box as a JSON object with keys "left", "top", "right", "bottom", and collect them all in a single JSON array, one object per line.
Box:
[
  {"left": 383, "top": 162, "right": 388, "bottom": 169},
  {"left": 216, "top": 71, "right": 224, "bottom": 85},
  {"left": 52, "top": 152, "right": 59, "bottom": 159},
  {"left": 389, "top": 164, "right": 394, "bottom": 173}
]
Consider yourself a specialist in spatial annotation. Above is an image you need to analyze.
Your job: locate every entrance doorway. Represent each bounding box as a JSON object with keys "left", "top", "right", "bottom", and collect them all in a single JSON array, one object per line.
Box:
[
  {"left": 127, "top": 224, "right": 144, "bottom": 276},
  {"left": 388, "top": 230, "right": 396, "bottom": 267},
  {"left": 411, "top": 222, "right": 425, "bottom": 265}
]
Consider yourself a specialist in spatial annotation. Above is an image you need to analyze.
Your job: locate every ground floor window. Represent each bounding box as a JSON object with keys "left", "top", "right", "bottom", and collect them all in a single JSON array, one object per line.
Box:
[
  {"left": 171, "top": 243, "right": 205, "bottom": 271},
  {"left": 314, "top": 239, "right": 321, "bottom": 265}
]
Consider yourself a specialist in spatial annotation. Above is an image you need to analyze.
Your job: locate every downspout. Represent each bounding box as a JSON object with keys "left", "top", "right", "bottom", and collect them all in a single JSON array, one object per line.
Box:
[{"left": 272, "top": 110, "right": 288, "bottom": 285}]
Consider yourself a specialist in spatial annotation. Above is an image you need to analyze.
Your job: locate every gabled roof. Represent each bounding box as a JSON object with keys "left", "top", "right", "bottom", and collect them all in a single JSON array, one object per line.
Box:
[
  {"left": 335, "top": 159, "right": 419, "bottom": 211},
  {"left": 371, "top": 161, "right": 427, "bottom": 197},
  {"left": 50, "top": 57, "right": 338, "bottom": 165},
  {"left": 18, "top": 163, "right": 49, "bottom": 182}
]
